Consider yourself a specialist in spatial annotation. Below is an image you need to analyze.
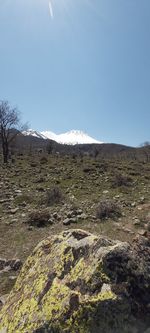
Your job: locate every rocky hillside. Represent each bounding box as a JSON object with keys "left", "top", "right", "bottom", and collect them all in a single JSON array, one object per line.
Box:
[
  {"left": 0, "top": 150, "right": 149, "bottom": 332},
  {"left": 0, "top": 153, "right": 150, "bottom": 301}
]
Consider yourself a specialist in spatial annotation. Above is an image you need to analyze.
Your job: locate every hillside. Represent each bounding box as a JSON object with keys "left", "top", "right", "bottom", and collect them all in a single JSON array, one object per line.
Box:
[
  {"left": 0, "top": 150, "right": 149, "bottom": 306},
  {"left": 9, "top": 132, "right": 150, "bottom": 162}
]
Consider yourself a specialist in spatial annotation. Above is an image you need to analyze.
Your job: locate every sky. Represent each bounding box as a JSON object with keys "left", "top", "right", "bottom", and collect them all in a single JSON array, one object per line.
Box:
[{"left": 0, "top": 0, "right": 150, "bottom": 147}]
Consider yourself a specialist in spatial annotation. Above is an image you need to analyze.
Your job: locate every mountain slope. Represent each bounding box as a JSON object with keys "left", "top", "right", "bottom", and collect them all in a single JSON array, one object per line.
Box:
[{"left": 22, "top": 129, "right": 47, "bottom": 140}]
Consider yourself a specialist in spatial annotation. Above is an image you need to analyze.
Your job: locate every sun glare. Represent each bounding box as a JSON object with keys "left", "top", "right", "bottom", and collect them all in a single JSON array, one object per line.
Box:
[{"left": 47, "top": 0, "right": 96, "bottom": 20}]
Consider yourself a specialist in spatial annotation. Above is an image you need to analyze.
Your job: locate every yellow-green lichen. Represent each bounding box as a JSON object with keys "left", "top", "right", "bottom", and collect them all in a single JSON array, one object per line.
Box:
[
  {"left": 53, "top": 241, "right": 74, "bottom": 278},
  {"left": 68, "top": 257, "right": 86, "bottom": 280}
]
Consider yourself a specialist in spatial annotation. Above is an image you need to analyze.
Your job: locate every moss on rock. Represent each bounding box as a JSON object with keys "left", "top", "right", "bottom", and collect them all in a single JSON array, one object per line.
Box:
[{"left": 0, "top": 230, "right": 149, "bottom": 333}]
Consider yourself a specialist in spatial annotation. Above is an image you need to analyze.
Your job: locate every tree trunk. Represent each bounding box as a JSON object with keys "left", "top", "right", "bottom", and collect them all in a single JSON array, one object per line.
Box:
[{"left": 2, "top": 141, "right": 9, "bottom": 164}]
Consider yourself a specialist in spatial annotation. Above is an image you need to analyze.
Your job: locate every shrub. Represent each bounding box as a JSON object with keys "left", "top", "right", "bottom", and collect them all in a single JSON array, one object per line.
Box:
[
  {"left": 15, "top": 194, "right": 32, "bottom": 205},
  {"left": 46, "top": 187, "right": 63, "bottom": 206},
  {"left": 83, "top": 167, "right": 94, "bottom": 173},
  {"left": 27, "top": 209, "right": 51, "bottom": 227},
  {"left": 96, "top": 200, "right": 121, "bottom": 220},
  {"left": 40, "top": 156, "right": 48, "bottom": 164},
  {"left": 30, "top": 162, "right": 37, "bottom": 168},
  {"left": 112, "top": 173, "right": 133, "bottom": 188}
]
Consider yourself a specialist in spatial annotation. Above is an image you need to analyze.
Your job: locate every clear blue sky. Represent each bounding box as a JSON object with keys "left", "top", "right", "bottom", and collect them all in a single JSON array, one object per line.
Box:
[{"left": 0, "top": 0, "right": 150, "bottom": 147}]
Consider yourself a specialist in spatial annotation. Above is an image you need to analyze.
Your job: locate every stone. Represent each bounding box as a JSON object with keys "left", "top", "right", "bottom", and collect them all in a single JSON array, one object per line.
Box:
[
  {"left": 14, "top": 190, "right": 22, "bottom": 194},
  {"left": 131, "top": 202, "right": 136, "bottom": 207},
  {"left": 48, "top": 219, "right": 54, "bottom": 225},
  {"left": 71, "top": 217, "right": 78, "bottom": 223},
  {"left": 146, "top": 212, "right": 150, "bottom": 223},
  {"left": 133, "top": 218, "right": 140, "bottom": 226},
  {"left": 27, "top": 226, "right": 33, "bottom": 231},
  {"left": 63, "top": 217, "right": 78, "bottom": 225},
  {"left": 139, "top": 196, "right": 145, "bottom": 204},
  {"left": 122, "top": 227, "right": 135, "bottom": 235},
  {"left": 20, "top": 202, "right": 27, "bottom": 207},
  {"left": 0, "top": 259, "right": 6, "bottom": 270},
  {"left": 0, "top": 294, "right": 9, "bottom": 307},
  {"left": 0, "top": 230, "right": 149, "bottom": 333},
  {"left": 52, "top": 212, "right": 58, "bottom": 219},
  {"left": 63, "top": 218, "right": 71, "bottom": 225},
  {"left": 138, "top": 229, "right": 148, "bottom": 236},
  {"left": 0, "top": 258, "right": 22, "bottom": 272},
  {"left": 103, "top": 190, "right": 109, "bottom": 194},
  {"left": 146, "top": 222, "right": 150, "bottom": 231},
  {"left": 79, "top": 213, "right": 87, "bottom": 220},
  {"left": 67, "top": 211, "right": 76, "bottom": 218},
  {"left": 21, "top": 213, "right": 26, "bottom": 218},
  {"left": 8, "top": 275, "right": 17, "bottom": 281},
  {"left": 0, "top": 199, "right": 7, "bottom": 204},
  {"left": 10, "top": 208, "right": 19, "bottom": 214},
  {"left": 52, "top": 213, "right": 61, "bottom": 221},
  {"left": 76, "top": 209, "right": 83, "bottom": 215},
  {"left": 11, "top": 218, "right": 18, "bottom": 223}
]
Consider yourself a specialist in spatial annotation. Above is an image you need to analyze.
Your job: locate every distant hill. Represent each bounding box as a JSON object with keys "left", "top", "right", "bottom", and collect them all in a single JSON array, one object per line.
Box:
[{"left": 7, "top": 131, "right": 150, "bottom": 162}]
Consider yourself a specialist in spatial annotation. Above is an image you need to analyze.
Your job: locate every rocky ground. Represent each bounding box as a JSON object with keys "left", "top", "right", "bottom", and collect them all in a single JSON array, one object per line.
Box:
[{"left": 0, "top": 153, "right": 150, "bottom": 306}]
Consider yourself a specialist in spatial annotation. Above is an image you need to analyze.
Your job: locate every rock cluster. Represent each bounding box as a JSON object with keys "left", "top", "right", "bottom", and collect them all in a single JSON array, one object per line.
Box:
[
  {"left": 0, "top": 258, "right": 22, "bottom": 273},
  {"left": 63, "top": 209, "right": 87, "bottom": 225},
  {"left": 0, "top": 229, "right": 149, "bottom": 333}
]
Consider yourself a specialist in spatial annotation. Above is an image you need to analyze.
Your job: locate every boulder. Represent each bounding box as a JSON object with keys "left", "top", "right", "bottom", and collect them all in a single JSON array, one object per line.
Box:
[{"left": 0, "top": 230, "right": 150, "bottom": 333}]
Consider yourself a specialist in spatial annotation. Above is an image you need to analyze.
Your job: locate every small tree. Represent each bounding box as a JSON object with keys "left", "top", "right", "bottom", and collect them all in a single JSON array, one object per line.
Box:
[
  {"left": 141, "top": 141, "right": 150, "bottom": 147},
  {"left": 46, "top": 140, "right": 54, "bottom": 155},
  {"left": 0, "top": 100, "right": 25, "bottom": 163}
]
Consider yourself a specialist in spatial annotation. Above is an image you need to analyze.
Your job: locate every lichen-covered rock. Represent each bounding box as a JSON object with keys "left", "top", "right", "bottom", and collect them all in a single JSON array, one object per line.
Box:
[{"left": 0, "top": 230, "right": 150, "bottom": 333}]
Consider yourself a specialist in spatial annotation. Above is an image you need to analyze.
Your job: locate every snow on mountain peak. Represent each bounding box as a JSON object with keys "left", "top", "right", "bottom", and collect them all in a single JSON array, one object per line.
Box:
[
  {"left": 22, "top": 129, "right": 47, "bottom": 140},
  {"left": 42, "top": 129, "right": 102, "bottom": 145},
  {"left": 23, "top": 129, "right": 103, "bottom": 145}
]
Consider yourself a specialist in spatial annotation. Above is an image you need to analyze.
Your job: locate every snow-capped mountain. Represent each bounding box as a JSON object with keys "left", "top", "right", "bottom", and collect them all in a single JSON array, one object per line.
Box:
[
  {"left": 40, "top": 131, "right": 58, "bottom": 142},
  {"left": 41, "top": 130, "right": 102, "bottom": 145},
  {"left": 22, "top": 129, "right": 47, "bottom": 140},
  {"left": 23, "top": 129, "right": 103, "bottom": 145}
]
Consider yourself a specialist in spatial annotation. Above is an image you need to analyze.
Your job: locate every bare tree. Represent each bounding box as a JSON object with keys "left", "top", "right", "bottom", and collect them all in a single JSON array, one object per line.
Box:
[
  {"left": 142, "top": 141, "right": 150, "bottom": 147},
  {"left": 139, "top": 141, "right": 150, "bottom": 147},
  {"left": 0, "top": 100, "right": 26, "bottom": 163}
]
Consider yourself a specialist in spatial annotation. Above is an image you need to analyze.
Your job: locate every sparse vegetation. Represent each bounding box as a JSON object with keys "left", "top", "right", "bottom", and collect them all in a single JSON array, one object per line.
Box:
[
  {"left": 40, "top": 156, "right": 48, "bottom": 164},
  {"left": 112, "top": 173, "right": 133, "bottom": 188},
  {"left": 27, "top": 209, "right": 51, "bottom": 227},
  {"left": 96, "top": 200, "right": 121, "bottom": 220},
  {"left": 0, "top": 150, "right": 149, "bottom": 299},
  {"left": 46, "top": 187, "right": 63, "bottom": 206}
]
